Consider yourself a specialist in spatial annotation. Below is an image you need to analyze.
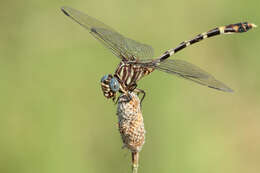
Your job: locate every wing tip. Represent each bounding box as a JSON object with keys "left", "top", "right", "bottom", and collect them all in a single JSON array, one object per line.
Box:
[
  {"left": 223, "top": 88, "right": 234, "bottom": 93},
  {"left": 208, "top": 86, "right": 234, "bottom": 93},
  {"left": 61, "top": 6, "right": 70, "bottom": 17}
]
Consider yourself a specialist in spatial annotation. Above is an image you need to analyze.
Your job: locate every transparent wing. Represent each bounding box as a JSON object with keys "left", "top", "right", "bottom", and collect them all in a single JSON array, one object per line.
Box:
[
  {"left": 154, "top": 59, "right": 233, "bottom": 92},
  {"left": 61, "top": 6, "right": 154, "bottom": 60}
]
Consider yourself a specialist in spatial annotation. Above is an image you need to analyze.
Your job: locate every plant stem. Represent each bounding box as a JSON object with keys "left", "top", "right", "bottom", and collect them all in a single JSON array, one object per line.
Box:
[{"left": 132, "top": 152, "right": 139, "bottom": 173}]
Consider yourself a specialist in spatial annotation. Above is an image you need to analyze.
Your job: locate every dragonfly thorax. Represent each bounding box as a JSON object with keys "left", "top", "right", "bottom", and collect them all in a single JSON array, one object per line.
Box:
[{"left": 100, "top": 74, "right": 120, "bottom": 100}]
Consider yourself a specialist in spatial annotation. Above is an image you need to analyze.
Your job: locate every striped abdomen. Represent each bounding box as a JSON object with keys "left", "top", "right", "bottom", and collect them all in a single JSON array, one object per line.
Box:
[
  {"left": 159, "top": 22, "right": 257, "bottom": 61},
  {"left": 115, "top": 61, "right": 154, "bottom": 88}
]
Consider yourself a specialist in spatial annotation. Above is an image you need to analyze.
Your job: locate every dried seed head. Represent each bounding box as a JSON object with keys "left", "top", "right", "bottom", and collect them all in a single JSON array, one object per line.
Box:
[{"left": 117, "top": 93, "right": 145, "bottom": 153}]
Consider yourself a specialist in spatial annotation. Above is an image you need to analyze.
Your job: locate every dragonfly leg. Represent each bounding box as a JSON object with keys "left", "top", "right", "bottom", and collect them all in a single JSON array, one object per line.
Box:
[
  {"left": 134, "top": 88, "right": 146, "bottom": 106},
  {"left": 113, "top": 95, "right": 119, "bottom": 105},
  {"left": 114, "top": 92, "right": 132, "bottom": 104},
  {"left": 120, "top": 92, "right": 132, "bottom": 103},
  {"left": 115, "top": 91, "right": 133, "bottom": 104},
  {"left": 128, "top": 83, "right": 146, "bottom": 104}
]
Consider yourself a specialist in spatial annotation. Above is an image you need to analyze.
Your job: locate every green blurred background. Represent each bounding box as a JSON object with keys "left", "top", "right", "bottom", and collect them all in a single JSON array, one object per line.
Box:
[{"left": 0, "top": 0, "right": 259, "bottom": 173}]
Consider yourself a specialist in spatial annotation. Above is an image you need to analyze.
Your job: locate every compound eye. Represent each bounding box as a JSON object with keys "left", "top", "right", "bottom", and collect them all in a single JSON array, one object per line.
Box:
[
  {"left": 101, "top": 74, "right": 109, "bottom": 83},
  {"left": 109, "top": 77, "right": 119, "bottom": 92}
]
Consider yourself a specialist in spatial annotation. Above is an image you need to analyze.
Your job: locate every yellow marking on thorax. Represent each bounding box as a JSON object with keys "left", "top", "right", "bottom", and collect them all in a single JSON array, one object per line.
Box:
[{"left": 126, "top": 76, "right": 132, "bottom": 85}]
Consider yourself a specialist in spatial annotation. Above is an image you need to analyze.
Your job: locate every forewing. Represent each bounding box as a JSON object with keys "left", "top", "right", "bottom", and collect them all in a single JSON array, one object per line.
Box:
[
  {"left": 124, "top": 37, "right": 154, "bottom": 60},
  {"left": 154, "top": 59, "right": 233, "bottom": 92},
  {"left": 61, "top": 6, "right": 154, "bottom": 60}
]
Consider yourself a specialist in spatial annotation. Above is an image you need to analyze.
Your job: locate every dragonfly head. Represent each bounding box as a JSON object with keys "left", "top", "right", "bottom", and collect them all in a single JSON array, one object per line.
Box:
[{"left": 100, "top": 74, "right": 120, "bottom": 100}]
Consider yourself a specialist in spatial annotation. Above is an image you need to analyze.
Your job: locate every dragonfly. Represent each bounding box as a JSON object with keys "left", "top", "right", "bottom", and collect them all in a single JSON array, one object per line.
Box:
[{"left": 61, "top": 6, "right": 256, "bottom": 103}]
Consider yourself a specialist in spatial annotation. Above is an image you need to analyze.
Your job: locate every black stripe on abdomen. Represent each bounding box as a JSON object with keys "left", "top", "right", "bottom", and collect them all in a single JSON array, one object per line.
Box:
[{"left": 206, "top": 28, "right": 220, "bottom": 38}]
